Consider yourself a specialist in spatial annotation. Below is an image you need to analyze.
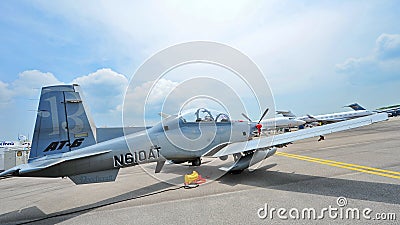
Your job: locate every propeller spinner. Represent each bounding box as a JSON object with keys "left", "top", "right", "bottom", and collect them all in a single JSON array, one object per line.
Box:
[{"left": 242, "top": 108, "right": 269, "bottom": 136}]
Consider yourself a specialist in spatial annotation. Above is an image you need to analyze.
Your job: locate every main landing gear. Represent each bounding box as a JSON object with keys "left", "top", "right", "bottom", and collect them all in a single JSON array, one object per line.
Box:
[{"left": 191, "top": 158, "right": 201, "bottom": 166}]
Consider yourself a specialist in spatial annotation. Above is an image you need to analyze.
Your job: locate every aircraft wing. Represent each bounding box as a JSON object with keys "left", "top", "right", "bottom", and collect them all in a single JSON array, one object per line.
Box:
[{"left": 206, "top": 113, "right": 388, "bottom": 158}]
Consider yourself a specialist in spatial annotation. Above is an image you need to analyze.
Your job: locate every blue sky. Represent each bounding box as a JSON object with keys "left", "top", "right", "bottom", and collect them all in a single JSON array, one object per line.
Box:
[{"left": 1, "top": 1, "right": 400, "bottom": 140}]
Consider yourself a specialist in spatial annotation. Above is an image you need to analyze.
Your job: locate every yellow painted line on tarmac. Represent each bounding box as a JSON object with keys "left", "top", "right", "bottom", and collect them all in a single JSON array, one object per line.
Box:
[
  {"left": 278, "top": 152, "right": 400, "bottom": 175},
  {"left": 276, "top": 152, "right": 400, "bottom": 180}
]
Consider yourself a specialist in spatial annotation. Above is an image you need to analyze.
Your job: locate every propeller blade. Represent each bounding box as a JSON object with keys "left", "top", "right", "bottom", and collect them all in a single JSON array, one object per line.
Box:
[
  {"left": 258, "top": 108, "right": 269, "bottom": 124},
  {"left": 241, "top": 113, "right": 252, "bottom": 122}
]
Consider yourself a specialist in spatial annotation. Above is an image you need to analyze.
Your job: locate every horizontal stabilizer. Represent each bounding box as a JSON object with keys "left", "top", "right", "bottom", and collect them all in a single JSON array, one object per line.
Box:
[
  {"left": 0, "top": 150, "right": 111, "bottom": 177},
  {"left": 0, "top": 158, "right": 64, "bottom": 176},
  {"left": 0, "top": 168, "right": 19, "bottom": 177},
  {"left": 69, "top": 169, "right": 119, "bottom": 184}
]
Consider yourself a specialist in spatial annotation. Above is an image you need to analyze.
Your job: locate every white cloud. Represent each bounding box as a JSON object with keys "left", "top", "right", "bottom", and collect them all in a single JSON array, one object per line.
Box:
[
  {"left": 122, "top": 76, "right": 262, "bottom": 126},
  {"left": 73, "top": 68, "right": 128, "bottom": 113},
  {"left": 336, "top": 33, "right": 400, "bottom": 82},
  {"left": 2, "top": 1, "right": 400, "bottom": 139},
  {"left": 375, "top": 33, "right": 400, "bottom": 59},
  {"left": 0, "top": 68, "right": 129, "bottom": 130},
  {"left": 0, "top": 70, "right": 63, "bottom": 108},
  {"left": 227, "top": 3, "right": 355, "bottom": 95},
  {"left": 31, "top": 1, "right": 380, "bottom": 96},
  {"left": 140, "top": 79, "right": 179, "bottom": 105},
  {"left": 13, "top": 70, "right": 62, "bottom": 96},
  {"left": 71, "top": 68, "right": 129, "bottom": 127},
  {"left": 336, "top": 57, "right": 372, "bottom": 72},
  {"left": 32, "top": 1, "right": 269, "bottom": 60},
  {"left": 123, "top": 78, "right": 179, "bottom": 125},
  {"left": 0, "top": 81, "right": 13, "bottom": 107}
]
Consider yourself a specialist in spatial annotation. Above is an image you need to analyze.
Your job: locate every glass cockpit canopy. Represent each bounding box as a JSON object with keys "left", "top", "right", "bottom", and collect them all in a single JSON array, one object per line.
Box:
[{"left": 179, "top": 108, "right": 231, "bottom": 123}]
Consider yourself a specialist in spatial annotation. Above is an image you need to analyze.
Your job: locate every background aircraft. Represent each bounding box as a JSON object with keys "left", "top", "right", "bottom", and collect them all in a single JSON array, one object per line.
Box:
[
  {"left": 377, "top": 106, "right": 400, "bottom": 117},
  {"left": 241, "top": 112, "right": 306, "bottom": 131},
  {"left": 0, "top": 84, "right": 388, "bottom": 184},
  {"left": 348, "top": 103, "right": 400, "bottom": 117},
  {"left": 261, "top": 117, "right": 305, "bottom": 130},
  {"left": 277, "top": 104, "right": 375, "bottom": 125}
]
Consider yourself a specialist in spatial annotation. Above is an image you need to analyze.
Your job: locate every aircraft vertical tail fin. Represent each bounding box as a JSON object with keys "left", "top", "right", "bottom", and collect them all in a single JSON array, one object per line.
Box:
[
  {"left": 29, "top": 84, "right": 97, "bottom": 161},
  {"left": 276, "top": 110, "right": 296, "bottom": 117},
  {"left": 347, "top": 103, "right": 366, "bottom": 111}
]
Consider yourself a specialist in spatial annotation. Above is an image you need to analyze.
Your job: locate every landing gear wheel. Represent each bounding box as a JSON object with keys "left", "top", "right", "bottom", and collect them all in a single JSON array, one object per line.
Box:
[
  {"left": 230, "top": 169, "right": 244, "bottom": 174},
  {"left": 191, "top": 158, "right": 201, "bottom": 166}
]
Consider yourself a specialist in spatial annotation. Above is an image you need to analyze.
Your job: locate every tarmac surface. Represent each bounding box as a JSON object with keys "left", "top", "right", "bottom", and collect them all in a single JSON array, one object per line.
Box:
[{"left": 0, "top": 117, "right": 399, "bottom": 224}]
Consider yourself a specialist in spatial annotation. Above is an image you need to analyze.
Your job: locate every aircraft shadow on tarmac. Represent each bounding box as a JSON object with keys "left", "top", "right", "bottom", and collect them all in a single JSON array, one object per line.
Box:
[
  {"left": 0, "top": 180, "right": 177, "bottom": 225},
  {"left": 217, "top": 164, "right": 400, "bottom": 205},
  {"left": 0, "top": 164, "right": 399, "bottom": 224}
]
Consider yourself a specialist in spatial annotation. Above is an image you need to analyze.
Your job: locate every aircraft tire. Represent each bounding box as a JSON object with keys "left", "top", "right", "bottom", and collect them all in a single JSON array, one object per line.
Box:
[
  {"left": 191, "top": 158, "right": 201, "bottom": 166},
  {"left": 230, "top": 169, "right": 244, "bottom": 174}
]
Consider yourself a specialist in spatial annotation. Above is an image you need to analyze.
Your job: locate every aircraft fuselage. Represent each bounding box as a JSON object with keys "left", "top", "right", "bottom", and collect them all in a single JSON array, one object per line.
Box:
[{"left": 24, "top": 120, "right": 251, "bottom": 178}]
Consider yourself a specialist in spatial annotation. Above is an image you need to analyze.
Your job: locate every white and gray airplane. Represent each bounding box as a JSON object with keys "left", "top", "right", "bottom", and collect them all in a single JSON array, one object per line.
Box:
[
  {"left": 241, "top": 113, "right": 305, "bottom": 131},
  {"left": 277, "top": 105, "right": 375, "bottom": 125},
  {"left": 348, "top": 103, "right": 400, "bottom": 117},
  {"left": 261, "top": 117, "right": 306, "bottom": 129},
  {"left": 0, "top": 84, "right": 388, "bottom": 184}
]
